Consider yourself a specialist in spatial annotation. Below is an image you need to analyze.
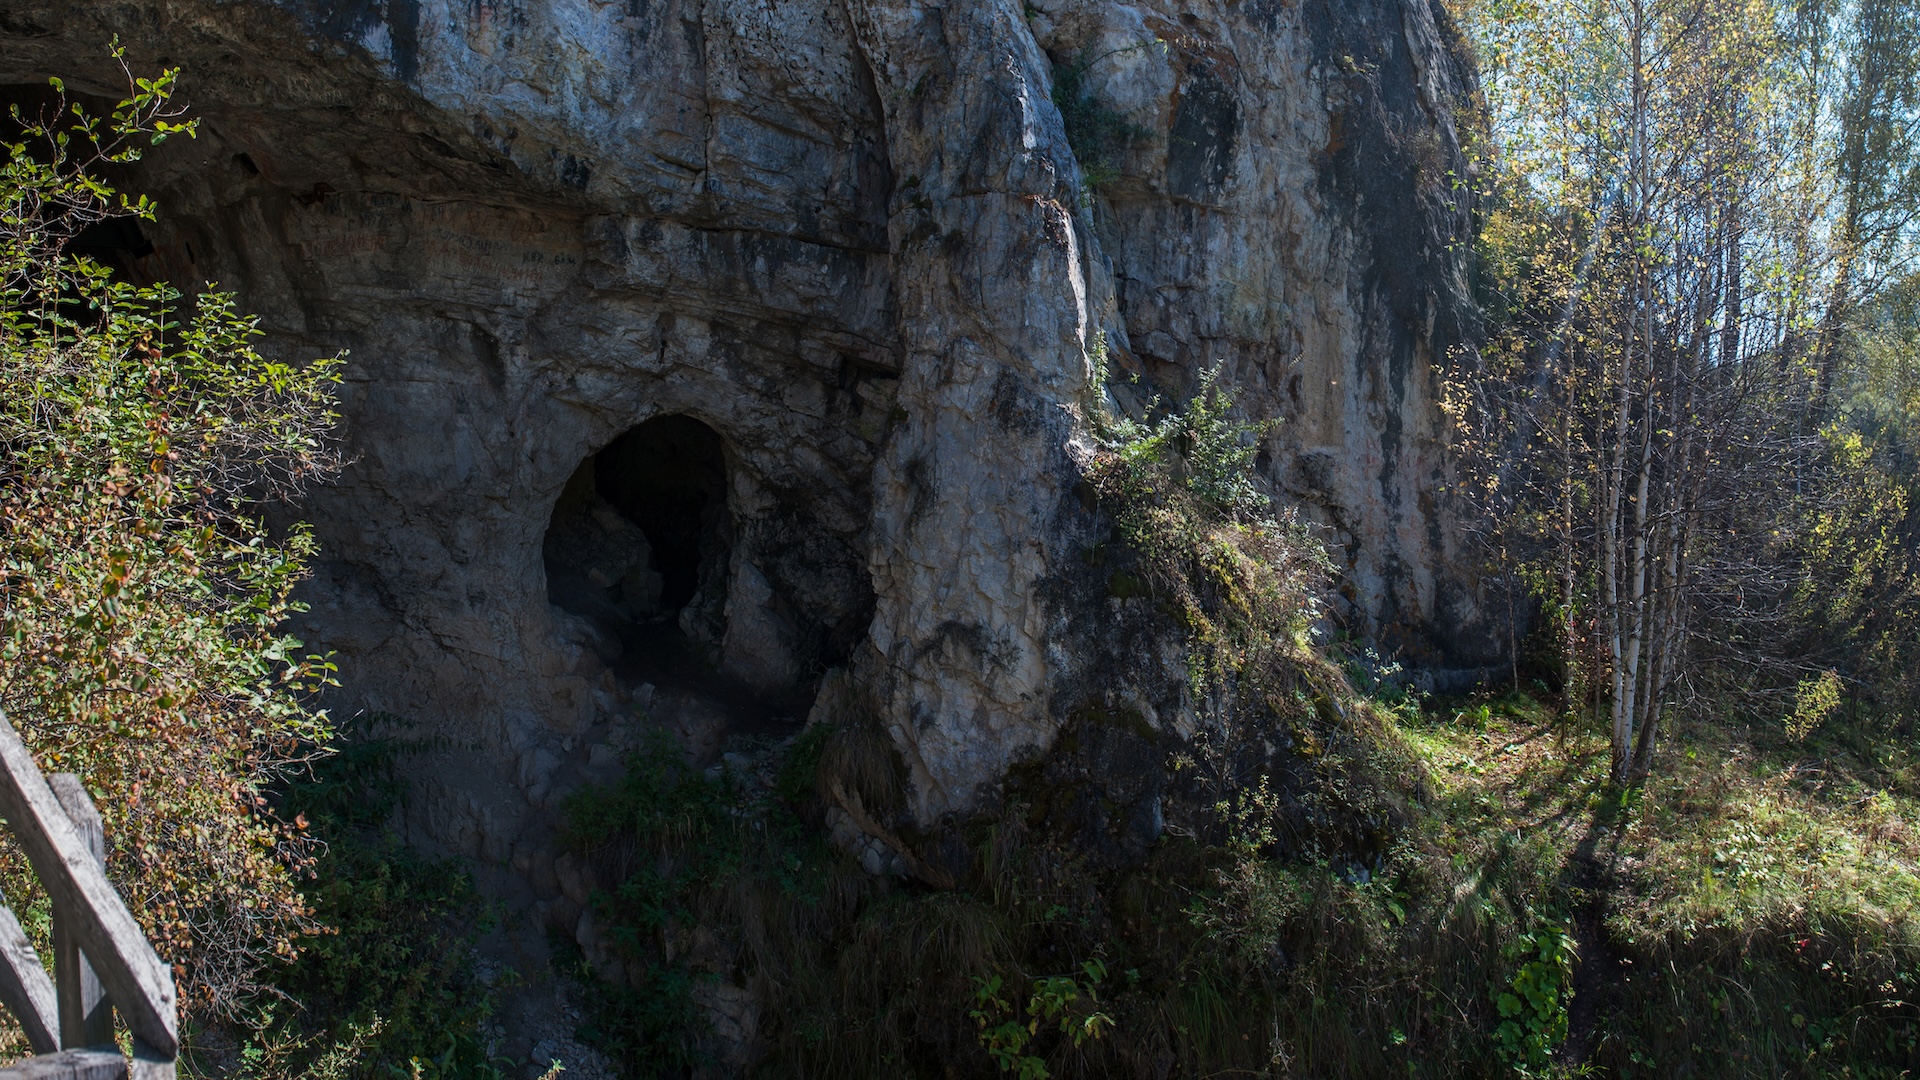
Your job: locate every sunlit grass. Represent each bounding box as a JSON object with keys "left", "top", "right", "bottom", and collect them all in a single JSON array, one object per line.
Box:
[
  {"left": 1392, "top": 689, "right": 1920, "bottom": 1075},
  {"left": 1397, "top": 692, "right": 1920, "bottom": 932},
  {"left": 1622, "top": 719, "right": 1920, "bottom": 939}
]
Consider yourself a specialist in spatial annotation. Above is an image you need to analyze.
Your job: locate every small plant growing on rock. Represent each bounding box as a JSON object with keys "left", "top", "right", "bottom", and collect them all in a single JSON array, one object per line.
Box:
[
  {"left": 1082, "top": 352, "right": 1365, "bottom": 821},
  {"left": 1051, "top": 47, "right": 1156, "bottom": 193},
  {"left": 1084, "top": 355, "right": 1331, "bottom": 668},
  {"left": 970, "top": 959, "right": 1115, "bottom": 1079}
]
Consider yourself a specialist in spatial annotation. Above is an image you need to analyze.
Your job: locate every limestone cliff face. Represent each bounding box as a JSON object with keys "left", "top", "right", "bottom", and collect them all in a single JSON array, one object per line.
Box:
[{"left": 0, "top": 0, "right": 1487, "bottom": 839}]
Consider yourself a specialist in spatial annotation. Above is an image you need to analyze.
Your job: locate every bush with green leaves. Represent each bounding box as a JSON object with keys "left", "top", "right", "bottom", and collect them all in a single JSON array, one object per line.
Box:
[
  {"left": 559, "top": 730, "right": 762, "bottom": 1074},
  {"left": 0, "top": 50, "right": 342, "bottom": 1012},
  {"left": 1079, "top": 353, "right": 1420, "bottom": 878},
  {"left": 1491, "top": 925, "right": 1574, "bottom": 1073},
  {"left": 969, "top": 960, "right": 1114, "bottom": 1080}
]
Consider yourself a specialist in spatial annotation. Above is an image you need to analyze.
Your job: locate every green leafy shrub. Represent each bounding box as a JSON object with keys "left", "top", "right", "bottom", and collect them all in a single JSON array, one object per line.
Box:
[
  {"left": 1085, "top": 358, "right": 1332, "bottom": 707},
  {"left": 1786, "top": 669, "right": 1844, "bottom": 741},
  {"left": 0, "top": 49, "right": 342, "bottom": 1012},
  {"left": 563, "top": 729, "right": 743, "bottom": 948},
  {"left": 266, "top": 716, "right": 504, "bottom": 1079},
  {"left": 969, "top": 960, "right": 1114, "bottom": 1079},
  {"left": 180, "top": 713, "right": 511, "bottom": 1079},
  {"left": 1082, "top": 355, "right": 1422, "bottom": 880},
  {"left": 560, "top": 729, "right": 820, "bottom": 1073},
  {"left": 1491, "top": 925, "right": 1573, "bottom": 1073}
]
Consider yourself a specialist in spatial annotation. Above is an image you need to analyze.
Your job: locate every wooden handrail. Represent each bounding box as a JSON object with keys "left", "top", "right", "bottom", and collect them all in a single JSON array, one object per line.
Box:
[
  {"left": 49, "top": 775, "right": 112, "bottom": 1052},
  {"left": 0, "top": 898, "right": 58, "bottom": 1053},
  {"left": 0, "top": 1048, "right": 124, "bottom": 1080},
  {"left": 0, "top": 712, "right": 177, "bottom": 1078}
]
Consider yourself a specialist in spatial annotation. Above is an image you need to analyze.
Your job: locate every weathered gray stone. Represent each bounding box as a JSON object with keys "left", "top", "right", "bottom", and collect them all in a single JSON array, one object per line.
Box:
[
  {"left": 0, "top": 0, "right": 1491, "bottom": 843},
  {"left": 0, "top": 4, "right": 1503, "bottom": 1069}
]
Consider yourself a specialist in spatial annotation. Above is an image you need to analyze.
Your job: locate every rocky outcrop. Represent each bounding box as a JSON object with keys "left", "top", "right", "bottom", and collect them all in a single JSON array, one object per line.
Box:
[{"left": 0, "top": 0, "right": 1488, "bottom": 857}]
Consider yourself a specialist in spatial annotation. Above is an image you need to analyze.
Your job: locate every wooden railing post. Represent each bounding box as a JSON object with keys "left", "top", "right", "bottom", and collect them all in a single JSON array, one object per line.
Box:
[
  {"left": 47, "top": 776, "right": 112, "bottom": 1050},
  {"left": 0, "top": 894, "right": 59, "bottom": 1055},
  {"left": 0, "top": 712, "right": 177, "bottom": 1076},
  {"left": 0, "top": 1048, "right": 125, "bottom": 1079}
]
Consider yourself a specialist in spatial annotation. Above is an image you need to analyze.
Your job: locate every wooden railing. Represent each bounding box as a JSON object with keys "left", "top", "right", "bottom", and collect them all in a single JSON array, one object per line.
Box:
[{"left": 0, "top": 712, "right": 176, "bottom": 1079}]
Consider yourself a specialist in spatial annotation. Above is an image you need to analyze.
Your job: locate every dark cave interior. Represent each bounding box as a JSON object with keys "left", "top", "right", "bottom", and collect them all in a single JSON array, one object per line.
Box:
[{"left": 543, "top": 414, "right": 731, "bottom": 628}]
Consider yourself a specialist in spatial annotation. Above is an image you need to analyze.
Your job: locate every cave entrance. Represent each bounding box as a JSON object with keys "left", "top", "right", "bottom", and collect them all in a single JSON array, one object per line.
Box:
[{"left": 543, "top": 415, "right": 731, "bottom": 638}]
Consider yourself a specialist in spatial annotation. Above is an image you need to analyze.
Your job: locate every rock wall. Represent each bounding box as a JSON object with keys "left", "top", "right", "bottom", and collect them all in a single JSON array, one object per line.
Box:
[{"left": 0, "top": 0, "right": 1489, "bottom": 840}]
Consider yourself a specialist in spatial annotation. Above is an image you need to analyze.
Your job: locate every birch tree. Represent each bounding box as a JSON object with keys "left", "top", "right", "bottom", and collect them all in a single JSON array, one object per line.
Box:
[{"left": 1447, "top": 0, "right": 1918, "bottom": 783}]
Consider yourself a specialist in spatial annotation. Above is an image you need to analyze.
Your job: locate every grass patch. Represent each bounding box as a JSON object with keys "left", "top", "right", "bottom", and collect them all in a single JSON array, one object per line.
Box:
[
  {"left": 1398, "top": 693, "right": 1920, "bottom": 1077},
  {"left": 1598, "top": 714, "right": 1920, "bottom": 1076}
]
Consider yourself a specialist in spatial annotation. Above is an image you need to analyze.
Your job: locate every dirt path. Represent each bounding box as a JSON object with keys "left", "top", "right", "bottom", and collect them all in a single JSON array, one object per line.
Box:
[{"left": 1561, "top": 815, "right": 1625, "bottom": 1067}]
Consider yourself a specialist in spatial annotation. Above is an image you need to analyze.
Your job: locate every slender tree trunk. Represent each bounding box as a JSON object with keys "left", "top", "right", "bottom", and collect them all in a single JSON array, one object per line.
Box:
[
  {"left": 1720, "top": 207, "right": 1744, "bottom": 370},
  {"left": 1606, "top": 334, "right": 1635, "bottom": 782},
  {"left": 1559, "top": 362, "right": 1577, "bottom": 697},
  {"left": 1609, "top": 0, "right": 1652, "bottom": 785},
  {"left": 1815, "top": 218, "right": 1858, "bottom": 416}
]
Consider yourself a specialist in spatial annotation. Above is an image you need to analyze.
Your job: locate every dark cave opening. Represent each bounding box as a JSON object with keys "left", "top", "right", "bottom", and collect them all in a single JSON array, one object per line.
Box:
[
  {"left": 594, "top": 415, "right": 729, "bottom": 612},
  {"left": 543, "top": 414, "right": 731, "bottom": 629},
  {"left": 545, "top": 415, "right": 808, "bottom": 742}
]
